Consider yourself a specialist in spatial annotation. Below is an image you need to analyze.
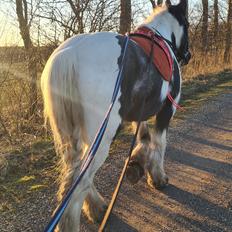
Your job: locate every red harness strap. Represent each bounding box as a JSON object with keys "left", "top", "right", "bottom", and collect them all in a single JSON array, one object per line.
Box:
[
  {"left": 167, "top": 92, "right": 184, "bottom": 111},
  {"left": 130, "top": 27, "right": 173, "bottom": 82},
  {"left": 129, "top": 27, "right": 183, "bottom": 110}
]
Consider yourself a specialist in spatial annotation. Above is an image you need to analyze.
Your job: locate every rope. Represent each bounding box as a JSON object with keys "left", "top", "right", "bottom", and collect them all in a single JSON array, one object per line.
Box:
[
  {"left": 43, "top": 35, "right": 130, "bottom": 232},
  {"left": 99, "top": 33, "right": 154, "bottom": 231},
  {"left": 167, "top": 92, "right": 184, "bottom": 111},
  {"left": 98, "top": 100, "right": 145, "bottom": 232}
]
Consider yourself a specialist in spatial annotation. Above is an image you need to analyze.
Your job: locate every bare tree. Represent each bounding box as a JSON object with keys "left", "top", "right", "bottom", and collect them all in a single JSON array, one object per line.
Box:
[
  {"left": 201, "top": 0, "right": 209, "bottom": 52},
  {"left": 66, "top": 0, "right": 85, "bottom": 34},
  {"left": 119, "top": 0, "right": 131, "bottom": 34},
  {"left": 15, "top": 0, "right": 37, "bottom": 117},
  {"left": 224, "top": 0, "right": 232, "bottom": 63},
  {"left": 37, "top": 0, "right": 120, "bottom": 39}
]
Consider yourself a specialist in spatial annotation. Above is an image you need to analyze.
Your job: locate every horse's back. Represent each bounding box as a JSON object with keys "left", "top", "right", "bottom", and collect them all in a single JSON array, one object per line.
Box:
[
  {"left": 71, "top": 32, "right": 123, "bottom": 143},
  {"left": 41, "top": 32, "right": 123, "bottom": 147}
]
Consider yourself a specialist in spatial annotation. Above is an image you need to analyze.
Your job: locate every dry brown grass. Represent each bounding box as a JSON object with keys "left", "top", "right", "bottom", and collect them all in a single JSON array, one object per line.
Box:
[
  {"left": 182, "top": 49, "right": 232, "bottom": 80},
  {"left": 0, "top": 47, "right": 231, "bottom": 152},
  {"left": 0, "top": 61, "right": 44, "bottom": 152}
]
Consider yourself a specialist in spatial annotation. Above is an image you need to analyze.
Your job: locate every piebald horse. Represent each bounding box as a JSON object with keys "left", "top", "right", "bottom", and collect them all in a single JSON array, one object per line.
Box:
[{"left": 41, "top": 1, "right": 191, "bottom": 231}]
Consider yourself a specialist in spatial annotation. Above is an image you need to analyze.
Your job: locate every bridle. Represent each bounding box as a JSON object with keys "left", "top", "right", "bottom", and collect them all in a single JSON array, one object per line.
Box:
[
  {"left": 156, "top": 29, "right": 191, "bottom": 66},
  {"left": 131, "top": 26, "right": 191, "bottom": 66}
]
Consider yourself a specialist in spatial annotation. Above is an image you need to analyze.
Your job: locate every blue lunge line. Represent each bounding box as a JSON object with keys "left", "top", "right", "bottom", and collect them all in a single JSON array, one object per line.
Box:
[{"left": 44, "top": 35, "right": 130, "bottom": 232}]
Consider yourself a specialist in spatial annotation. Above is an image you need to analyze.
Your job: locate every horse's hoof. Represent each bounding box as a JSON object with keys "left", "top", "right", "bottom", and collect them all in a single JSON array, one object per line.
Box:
[
  {"left": 83, "top": 198, "right": 107, "bottom": 223},
  {"left": 148, "top": 175, "right": 169, "bottom": 190},
  {"left": 126, "top": 161, "right": 144, "bottom": 184},
  {"left": 95, "top": 203, "right": 108, "bottom": 223}
]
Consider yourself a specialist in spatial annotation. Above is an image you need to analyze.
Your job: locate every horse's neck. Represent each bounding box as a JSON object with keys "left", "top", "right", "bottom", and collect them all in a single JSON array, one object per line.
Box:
[{"left": 143, "top": 16, "right": 172, "bottom": 42}]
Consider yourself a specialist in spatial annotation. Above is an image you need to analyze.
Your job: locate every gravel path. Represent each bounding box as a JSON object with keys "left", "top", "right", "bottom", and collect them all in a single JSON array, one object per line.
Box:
[{"left": 1, "top": 84, "right": 231, "bottom": 232}]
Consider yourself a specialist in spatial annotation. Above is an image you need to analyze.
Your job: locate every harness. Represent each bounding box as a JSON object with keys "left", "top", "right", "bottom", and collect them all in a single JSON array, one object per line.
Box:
[
  {"left": 129, "top": 27, "right": 183, "bottom": 111},
  {"left": 129, "top": 26, "right": 174, "bottom": 82},
  {"left": 44, "top": 30, "right": 183, "bottom": 232}
]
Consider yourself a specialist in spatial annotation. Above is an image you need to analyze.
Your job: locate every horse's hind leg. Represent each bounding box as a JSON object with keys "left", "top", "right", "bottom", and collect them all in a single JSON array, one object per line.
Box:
[
  {"left": 83, "top": 182, "right": 107, "bottom": 223},
  {"left": 57, "top": 137, "right": 108, "bottom": 229},
  {"left": 82, "top": 140, "right": 113, "bottom": 223},
  {"left": 56, "top": 134, "right": 90, "bottom": 232},
  {"left": 79, "top": 106, "right": 123, "bottom": 222}
]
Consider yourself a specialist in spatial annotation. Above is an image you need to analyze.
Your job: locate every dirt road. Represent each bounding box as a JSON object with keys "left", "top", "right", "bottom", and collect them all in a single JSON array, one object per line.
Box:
[
  {"left": 81, "top": 86, "right": 232, "bottom": 231},
  {"left": 1, "top": 82, "right": 231, "bottom": 232}
]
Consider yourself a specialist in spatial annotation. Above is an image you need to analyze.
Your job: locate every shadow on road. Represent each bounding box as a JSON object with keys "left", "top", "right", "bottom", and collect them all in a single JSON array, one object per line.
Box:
[
  {"left": 163, "top": 184, "right": 232, "bottom": 230},
  {"left": 106, "top": 213, "right": 138, "bottom": 232},
  {"left": 175, "top": 132, "right": 232, "bottom": 152},
  {"left": 167, "top": 147, "right": 232, "bottom": 180}
]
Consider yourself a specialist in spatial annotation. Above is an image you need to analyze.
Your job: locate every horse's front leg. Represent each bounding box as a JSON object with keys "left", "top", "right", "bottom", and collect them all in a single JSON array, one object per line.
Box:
[
  {"left": 126, "top": 122, "right": 151, "bottom": 184},
  {"left": 147, "top": 100, "right": 173, "bottom": 189}
]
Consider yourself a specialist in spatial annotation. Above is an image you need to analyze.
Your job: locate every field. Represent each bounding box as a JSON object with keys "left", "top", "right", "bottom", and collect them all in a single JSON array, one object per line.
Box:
[{"left": 0, "top": 46, "right": 232, "bottom": 231}]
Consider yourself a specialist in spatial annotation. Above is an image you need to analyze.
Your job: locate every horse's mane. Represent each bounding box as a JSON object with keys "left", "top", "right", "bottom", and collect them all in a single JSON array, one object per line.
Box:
[{"left": 144, "top": 5, "right": 168, "bottom": 24}]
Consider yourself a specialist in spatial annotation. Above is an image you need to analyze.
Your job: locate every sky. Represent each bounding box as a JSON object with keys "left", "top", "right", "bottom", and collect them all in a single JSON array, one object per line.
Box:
[
  {"left": 0, "top": 11, "right": 21, "bottom": 46},
  {"left": 0, "top": 0, "right": 221, "bottom": 47}
]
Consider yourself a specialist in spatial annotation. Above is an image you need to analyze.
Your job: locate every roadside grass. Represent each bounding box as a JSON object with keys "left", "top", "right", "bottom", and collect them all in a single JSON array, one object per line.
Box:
[
  {"left": 175, "top": 69, "right": 232, "bottom": 120},
  {"left": 182, "top": 50, "right": 232, "bottom": 80},
  {"left": 0, "top": 140, "right": 58, "bottom": 213}
]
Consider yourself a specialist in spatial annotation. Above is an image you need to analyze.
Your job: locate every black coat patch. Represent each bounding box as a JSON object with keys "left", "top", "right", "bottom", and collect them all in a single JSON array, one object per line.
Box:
[
  {"left": 168, "top": 5, "right": 187, "bottom": 26},
  {"left": 155, "top": 59, "right": 181, "bottom": 132},
  {"left": 116, "top": 35, "right": 165, "bottom": 122},
  {"left": 168, "top": 4, "right": 191, "bottom": 65}
]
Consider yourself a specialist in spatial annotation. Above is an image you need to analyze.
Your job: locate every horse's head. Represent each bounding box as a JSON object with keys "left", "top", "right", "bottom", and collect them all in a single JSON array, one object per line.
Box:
[
  {"left": 168, "top": 0, "right": 191, "bottom": 65},
  {"left": 146, "top": 0, "right": 191, "bottom": 65}
]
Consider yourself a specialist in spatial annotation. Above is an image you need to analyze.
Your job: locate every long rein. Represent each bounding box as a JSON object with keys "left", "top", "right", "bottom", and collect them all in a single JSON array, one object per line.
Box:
[
  {"left": 99, "top": 34, "right": 156, "bottom": 231},
  {"left": 43, "top": 35, "right": 130, "bottom": 232},
  {"left": 99, "top": 30, "right": 183, "bottom": 230},
  {"left": 44, "top": 30, "right": 178, "bottom": 232}
]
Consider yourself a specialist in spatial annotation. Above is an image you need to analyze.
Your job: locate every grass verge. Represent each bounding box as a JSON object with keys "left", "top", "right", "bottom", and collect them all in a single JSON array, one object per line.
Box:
[{"left": 0, "top": 69, "right": 231, "bottom": 214}]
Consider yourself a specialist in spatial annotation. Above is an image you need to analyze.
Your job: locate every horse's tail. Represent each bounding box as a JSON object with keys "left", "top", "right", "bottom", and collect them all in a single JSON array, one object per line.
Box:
[{"left": 41, "top": 49, "right": 88, "bottom": 201}]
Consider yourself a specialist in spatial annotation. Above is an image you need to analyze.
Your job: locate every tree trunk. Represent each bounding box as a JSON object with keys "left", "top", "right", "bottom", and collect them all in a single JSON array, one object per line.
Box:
[
  {"left": 201, "top": 0, "right": 208, "bottom": 53},
  {"left": 16, "top": 0, "right": 37, "bottom": 117},
  {"left": 214, "top": 0, "right": 219, "bottom": 39},
  {"left": 224, "top": 0, "right": 232, "bottom": 63},
  {"left": 66, "top": 0, "right": 84, "bottom": 34},
  {"left": 119, "top": 0, "right": 131, "bottom": 34},
  {"left": 213, "top": 0, "right": 219, "bottom": 62},
  {"left": 28, "top": 47, "right": 38, "bottom": 116}
]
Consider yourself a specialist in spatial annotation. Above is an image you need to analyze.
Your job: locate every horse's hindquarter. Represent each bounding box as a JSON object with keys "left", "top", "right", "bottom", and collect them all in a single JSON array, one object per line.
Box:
[{"left": 55, "top": 32, "right": 123, "bottom": 144}]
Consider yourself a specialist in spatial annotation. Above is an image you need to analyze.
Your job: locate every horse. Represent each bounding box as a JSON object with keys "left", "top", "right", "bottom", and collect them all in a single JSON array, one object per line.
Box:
[{"left": 41, "top": 1, "right": 191, "bottom": 231}]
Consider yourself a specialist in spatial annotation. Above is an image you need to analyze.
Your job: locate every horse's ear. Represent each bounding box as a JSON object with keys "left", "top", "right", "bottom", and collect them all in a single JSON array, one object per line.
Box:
[
  {"left": 178, "top": 0, "right": 187, "bottom": 15},
  {"left": 165, "top": 0, "right": 172, "bottom": 8},
  {"left": 157, "top": 0, "right": 171, "bottom": 7}
]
